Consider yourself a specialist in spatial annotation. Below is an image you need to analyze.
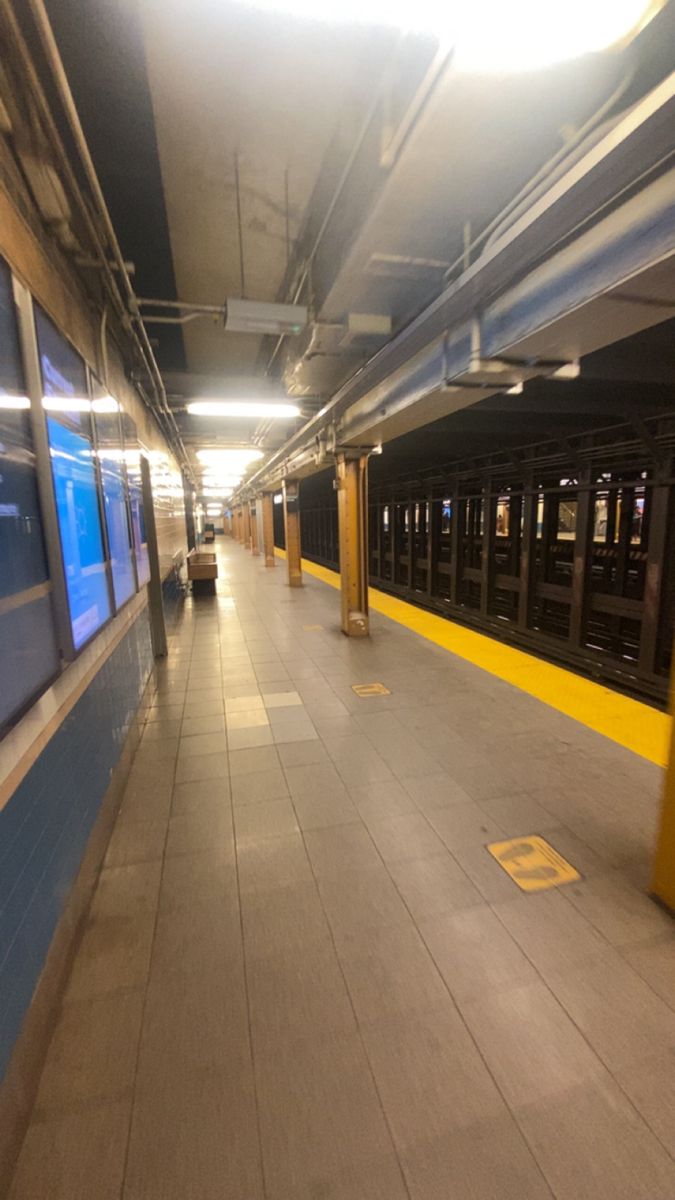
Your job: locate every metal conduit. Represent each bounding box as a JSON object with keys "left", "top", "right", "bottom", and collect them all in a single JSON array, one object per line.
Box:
[{"left": 22, "top": 0, "right": 193, "bottom": 478}]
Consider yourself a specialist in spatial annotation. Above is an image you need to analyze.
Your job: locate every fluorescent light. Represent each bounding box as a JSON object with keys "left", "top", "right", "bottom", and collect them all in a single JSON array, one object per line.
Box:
[
  {"left": 202, "top": 487, "right": 234, "bottom": 496},
  {"left": 239, "top": 0, "right": 656, "bottom": 70},
  {"left": 201, "top": 476, "right": 242, "bottom": 488},
  {"left": 42, "top": 396, "right": 91, "bottom": 412},
  {"left": 92, "top": 396, "right": 120, "bottom": 413},
  {"left": 187, "top": 400, "right": 300, "bottom": 419},
  {"left": 0, "top": 394, "right": 30, "bottom": 410},
  {"left": 197, "top": 449, "right": 264, "bottom": 466}
]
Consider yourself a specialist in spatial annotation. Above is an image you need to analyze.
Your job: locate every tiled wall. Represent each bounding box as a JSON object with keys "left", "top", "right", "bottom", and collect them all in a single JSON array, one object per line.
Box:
[{"left": 0, "top": 607, "right": 154, "bottom": 1083}]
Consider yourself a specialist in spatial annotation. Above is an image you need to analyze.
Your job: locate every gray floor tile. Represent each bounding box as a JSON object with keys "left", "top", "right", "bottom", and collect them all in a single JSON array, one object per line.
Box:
[
  {"left": 124, "top": 1066, "right": 264, "bottom": 1200},
  {"left": 150, "top": 900, "right": 241, "bottom": 979},
  {"left": 180, "top": 713, "right": 226, "bottom": 737},
  {"left": 337, "top": 922, "right": 449, "bottom": 1022},
  {"left": 104, "top": 818, "right": 167, "bottom": 868},
  {"left": 304, "top": 823, "right": 382, "bottom": 877},
  {"left": 231, "top": 767, "right": 288, "bottom": 804},
  {"left": 277, "top": 739, "right": 330, "bottom": 767},
  {"left": 368, "top": 812, "right": 447, "bottom": 864},
  {"left": 241, "top": 881, "right": 331, "bottom": 959},
  {"left": 174, "top": 749, "right": 229, "bottom": 783},
  {"left": 90, "top": 862, "right": 162, "bottom": 921},
  {"left": 255, "top": 1031, "right": 398, "bottom": 1199},
  {"left": 317, "top": 864, "right": 412, "bottom": 945},
  {"left": 34, "top": 990, "right": 144, "bottom": 1113},
  {"left": 401, "top": 1112, "right": 554, "bottom": 1200},
  {"left": 159, "top": 848, "right": 238, "bottom": 912},
  {"left": 460, "top": 980, "right": 607, "bottom": 1110},
  {"left": 237, "top": 832, "right": 314, "bottom": 894},
  {"left": 235, "top": 798, "right": 300, "bottom": 841},
  {"left": 177, "top": 731, "right": 229, "bottom": 757},
  {"left": 284, "top": 760, "right": 347, "bottom": 797},
  {"left": 293, "top": 790, "right": 360, "bottom": 830},
  {"left": 361, "top": 1000, "right": 506, "bottom": 1149},
  {"left": 493, "top": 890, "right": 619, "bottom": 979},
  {"left": 518, "top": 1078, "right": 675, "bottom": 1200},
  {"left": 545, "top": 954, "right": 675, "bottom": 1072},
  {"left": 65, "top": 913, "right": 156, "bottom": 1001},
  {"left": 165, "top": 808, "right": 233, "bottom": 858},
  {"left": 228, "top": 744, "right": 281, "bottom": 775},
  {"left": 420, "top": 905, "right": 538, "bottom": 1002},
  {"left": 171, "top": 775, "right": 231, "bottom": 814},
  {"left": 616, "top": 1048, "right": 675, "bottom": 1159},
  {"left": 622, "top": 935, "right": 675, "bottom": 1007},
  {"left": 247, "top": 940, "right": 357, "bottom": 1054},
  {"left": 387, "top": 852, "right": 484, "bottom": 922},
  {"left": 8, "top": 1101, "right": 132, "bottom": 1200},
  {"left": 136, "top": 964, "right": 249, "bottom": 1088},
  {"left": 228, "top": 725, "right": 274, "bottom": 750},
  {"left": 564, "top": 871, "right": 675, "bottom": 948}
]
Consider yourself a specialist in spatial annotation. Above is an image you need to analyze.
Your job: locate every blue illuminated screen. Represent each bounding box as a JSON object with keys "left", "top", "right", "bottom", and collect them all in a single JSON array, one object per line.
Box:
[
  {"left": 94, "top": 406, "right": 136, "bottom": 609},
  {"left": 47, "top": 417, "right": 112, "bottom": 649}
]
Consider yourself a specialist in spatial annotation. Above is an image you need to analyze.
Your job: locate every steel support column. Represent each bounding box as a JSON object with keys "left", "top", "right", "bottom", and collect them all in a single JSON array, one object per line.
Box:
[
  {"left": 653, "top": 665, "right": 675, "bottom": 913},
  {"left": 261, "top": 492, "right": 276, "bottom": 567},
  {"left": 335, "top": 452, "right": 369, "bottom": 637},
  {"left": 283, "top": 479, "right": 302, "bottom": 587},
  {"left": 140, "top": 454, "right": 168, "bottom": 659},
  {"left": 250, "top": 498, "right": 260, "bottom": 556},
  {"left": 243, "top": 502, "right": 252, "bottom": 549}
]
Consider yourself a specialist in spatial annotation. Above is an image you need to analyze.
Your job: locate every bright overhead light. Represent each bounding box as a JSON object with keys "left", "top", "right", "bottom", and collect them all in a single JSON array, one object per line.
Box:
[
  {"left": 42, "top": 396, "right": 91, "bottom": 412},
  {"left": 197, "top": 449, "right": 264, "bottom": 467},
  {"left": 240, "top": 0, "right": 657, "bottom": 70},
  {"left": 203, "top": 488, "right": 233, "bottom": 497},
  {"left": 187, "top": 400, "right": 300, "bottom": 419},
  {"left": 0, "top": 394, "right": 30, "bottom": 410},
  {"left": 92, "top": 396, "right": 120, "bottom": 414}
]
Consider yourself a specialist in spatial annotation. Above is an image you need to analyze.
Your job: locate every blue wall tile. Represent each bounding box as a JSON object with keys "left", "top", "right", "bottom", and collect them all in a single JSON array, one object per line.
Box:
[{"left": 0, "top": 605, "right": 154, "bottom": 1083}]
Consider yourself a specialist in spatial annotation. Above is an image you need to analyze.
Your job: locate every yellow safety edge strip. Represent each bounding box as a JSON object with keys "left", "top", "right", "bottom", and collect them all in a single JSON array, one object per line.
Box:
[{"left": 275, "top": 547, "right": 669, "bottom": 766}]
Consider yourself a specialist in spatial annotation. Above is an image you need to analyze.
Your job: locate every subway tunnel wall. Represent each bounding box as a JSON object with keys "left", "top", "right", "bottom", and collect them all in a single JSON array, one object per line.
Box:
[{"left": 299, "top": 404, "right": 675, "bottom": 706}]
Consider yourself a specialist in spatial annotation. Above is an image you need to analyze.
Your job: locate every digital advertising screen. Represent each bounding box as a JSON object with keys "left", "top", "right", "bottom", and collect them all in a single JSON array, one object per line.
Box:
[{"left": 47, "top": 417, "right": 112, "bottom": 649}]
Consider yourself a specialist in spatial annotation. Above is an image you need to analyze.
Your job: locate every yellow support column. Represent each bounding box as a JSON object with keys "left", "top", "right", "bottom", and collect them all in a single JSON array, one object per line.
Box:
[
  {"left": 335, "top": 451, "right": 369, "bottom": 637},
  {"left": 262, "top": 491, "right": 276, "bottom": 568},
  {"left": 653, "top": 671, "right": 675, "bottom": 912},
  {"left": 282, "top": 479, "right": 302, "bottom": 587},
  {"left": 236, "top": 506, "right": 244, "bottom": 543},
  {"left": 250, "top": 497, "right": 260, "bottom": 556},
  {"left": 243, "top": 503, "right": 252, "bottom": 549}
]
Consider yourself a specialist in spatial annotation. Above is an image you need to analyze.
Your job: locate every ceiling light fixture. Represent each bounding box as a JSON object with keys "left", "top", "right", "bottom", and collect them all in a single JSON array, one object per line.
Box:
[
  {"left": 197, "top": 449, "right": 264, "bottom": 467},
  {"left": 0, "top": 394, "right": 30, "bottom": 410},
  {"left": 187, "top": 400, "right": 300, "bottom": 419},
  {"left": 240, "top": 0, "right": 658, "bottom": 71}
]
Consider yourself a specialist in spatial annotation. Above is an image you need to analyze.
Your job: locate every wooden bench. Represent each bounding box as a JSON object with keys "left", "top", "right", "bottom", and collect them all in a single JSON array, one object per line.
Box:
[{"left": 187, "top": 549, "right": 218, "bottom": 594}]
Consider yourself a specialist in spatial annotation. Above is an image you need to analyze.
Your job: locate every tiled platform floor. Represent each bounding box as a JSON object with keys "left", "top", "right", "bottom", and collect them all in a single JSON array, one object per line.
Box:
[{"left": 9, "top": 539, "right": 675, "bottom": 1199}]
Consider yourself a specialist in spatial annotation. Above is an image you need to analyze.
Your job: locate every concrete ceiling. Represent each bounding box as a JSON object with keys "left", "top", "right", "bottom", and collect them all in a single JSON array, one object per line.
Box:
[{"left": 139, "top": 0, "right": 393, "bottom": 379}]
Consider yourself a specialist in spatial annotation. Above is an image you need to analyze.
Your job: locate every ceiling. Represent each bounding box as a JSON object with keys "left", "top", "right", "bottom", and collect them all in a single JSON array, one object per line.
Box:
[{"left": 43, "top": 0, "right": 675, "bottom": 499}]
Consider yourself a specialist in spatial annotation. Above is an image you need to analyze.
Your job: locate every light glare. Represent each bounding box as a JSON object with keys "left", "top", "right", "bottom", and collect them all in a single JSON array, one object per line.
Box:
[
  {"left": 239, "top": 0, "right": 656, "bottom": 71},
  {"left": 187, "top": 400, "right": 300, "bottom": 418}
]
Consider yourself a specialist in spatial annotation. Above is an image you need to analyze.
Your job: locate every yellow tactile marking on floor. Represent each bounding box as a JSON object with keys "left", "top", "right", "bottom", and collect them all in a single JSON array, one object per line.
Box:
[
  {"left": 272, "top": 549, "right": 669, "bottom": 765},
  {"left": 487, "top": 835, "right": 581, "bottom": 893},
  {"left": 302, "top": 624, "right": 324, "bottom": 631},
  {"left": 352, "top": 683, "right": 391, "bottom": 697}
]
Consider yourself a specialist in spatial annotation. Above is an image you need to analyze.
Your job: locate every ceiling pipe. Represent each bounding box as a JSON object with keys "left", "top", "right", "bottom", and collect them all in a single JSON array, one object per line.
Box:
[
  {"left": 23, "top": 0, "right": 193, "bottom": 478},
  {"left": 236, "top": 76, "right": 675, "bottom": 501}
]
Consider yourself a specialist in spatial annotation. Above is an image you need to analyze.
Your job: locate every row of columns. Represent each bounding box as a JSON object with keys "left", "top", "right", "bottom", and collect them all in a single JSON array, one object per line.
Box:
[
  {"left": 226, "top": 459, "right": 675, "bottom": 919},
  {"left": 229, "top": 452, "right": 370, "bottom": 636}
]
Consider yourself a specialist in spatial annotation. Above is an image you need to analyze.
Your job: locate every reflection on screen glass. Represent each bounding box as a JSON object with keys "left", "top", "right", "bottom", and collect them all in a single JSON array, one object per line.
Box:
[
  {"left": 122, "top": 414, "right": 150, "bottom": 586},
  {"left": 93, "top": 401, "right": 136, "bottom": 609},
  {"left": 47, "top": 418, "right": 112, "bottom": 648}
]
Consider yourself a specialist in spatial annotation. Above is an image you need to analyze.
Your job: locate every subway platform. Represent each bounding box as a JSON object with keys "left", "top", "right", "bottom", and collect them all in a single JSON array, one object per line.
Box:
[{"left": 9, "top": 538, "right": 675, "bottom": 1200}]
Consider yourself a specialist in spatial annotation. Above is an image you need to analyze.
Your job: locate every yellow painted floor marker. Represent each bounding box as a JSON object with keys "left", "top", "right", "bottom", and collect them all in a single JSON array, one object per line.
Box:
[
  {"left": 487, "top": 835, "right": 581, "bottom": 893},
  {"left": 302, "top": 624, "right": 324, "bottom": 631},
  {"left": 352, "top": 683, "right": 391, "bottom": 697},
  {"left": 277, "top": 550, "right": 669, "bottom": 766}
]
